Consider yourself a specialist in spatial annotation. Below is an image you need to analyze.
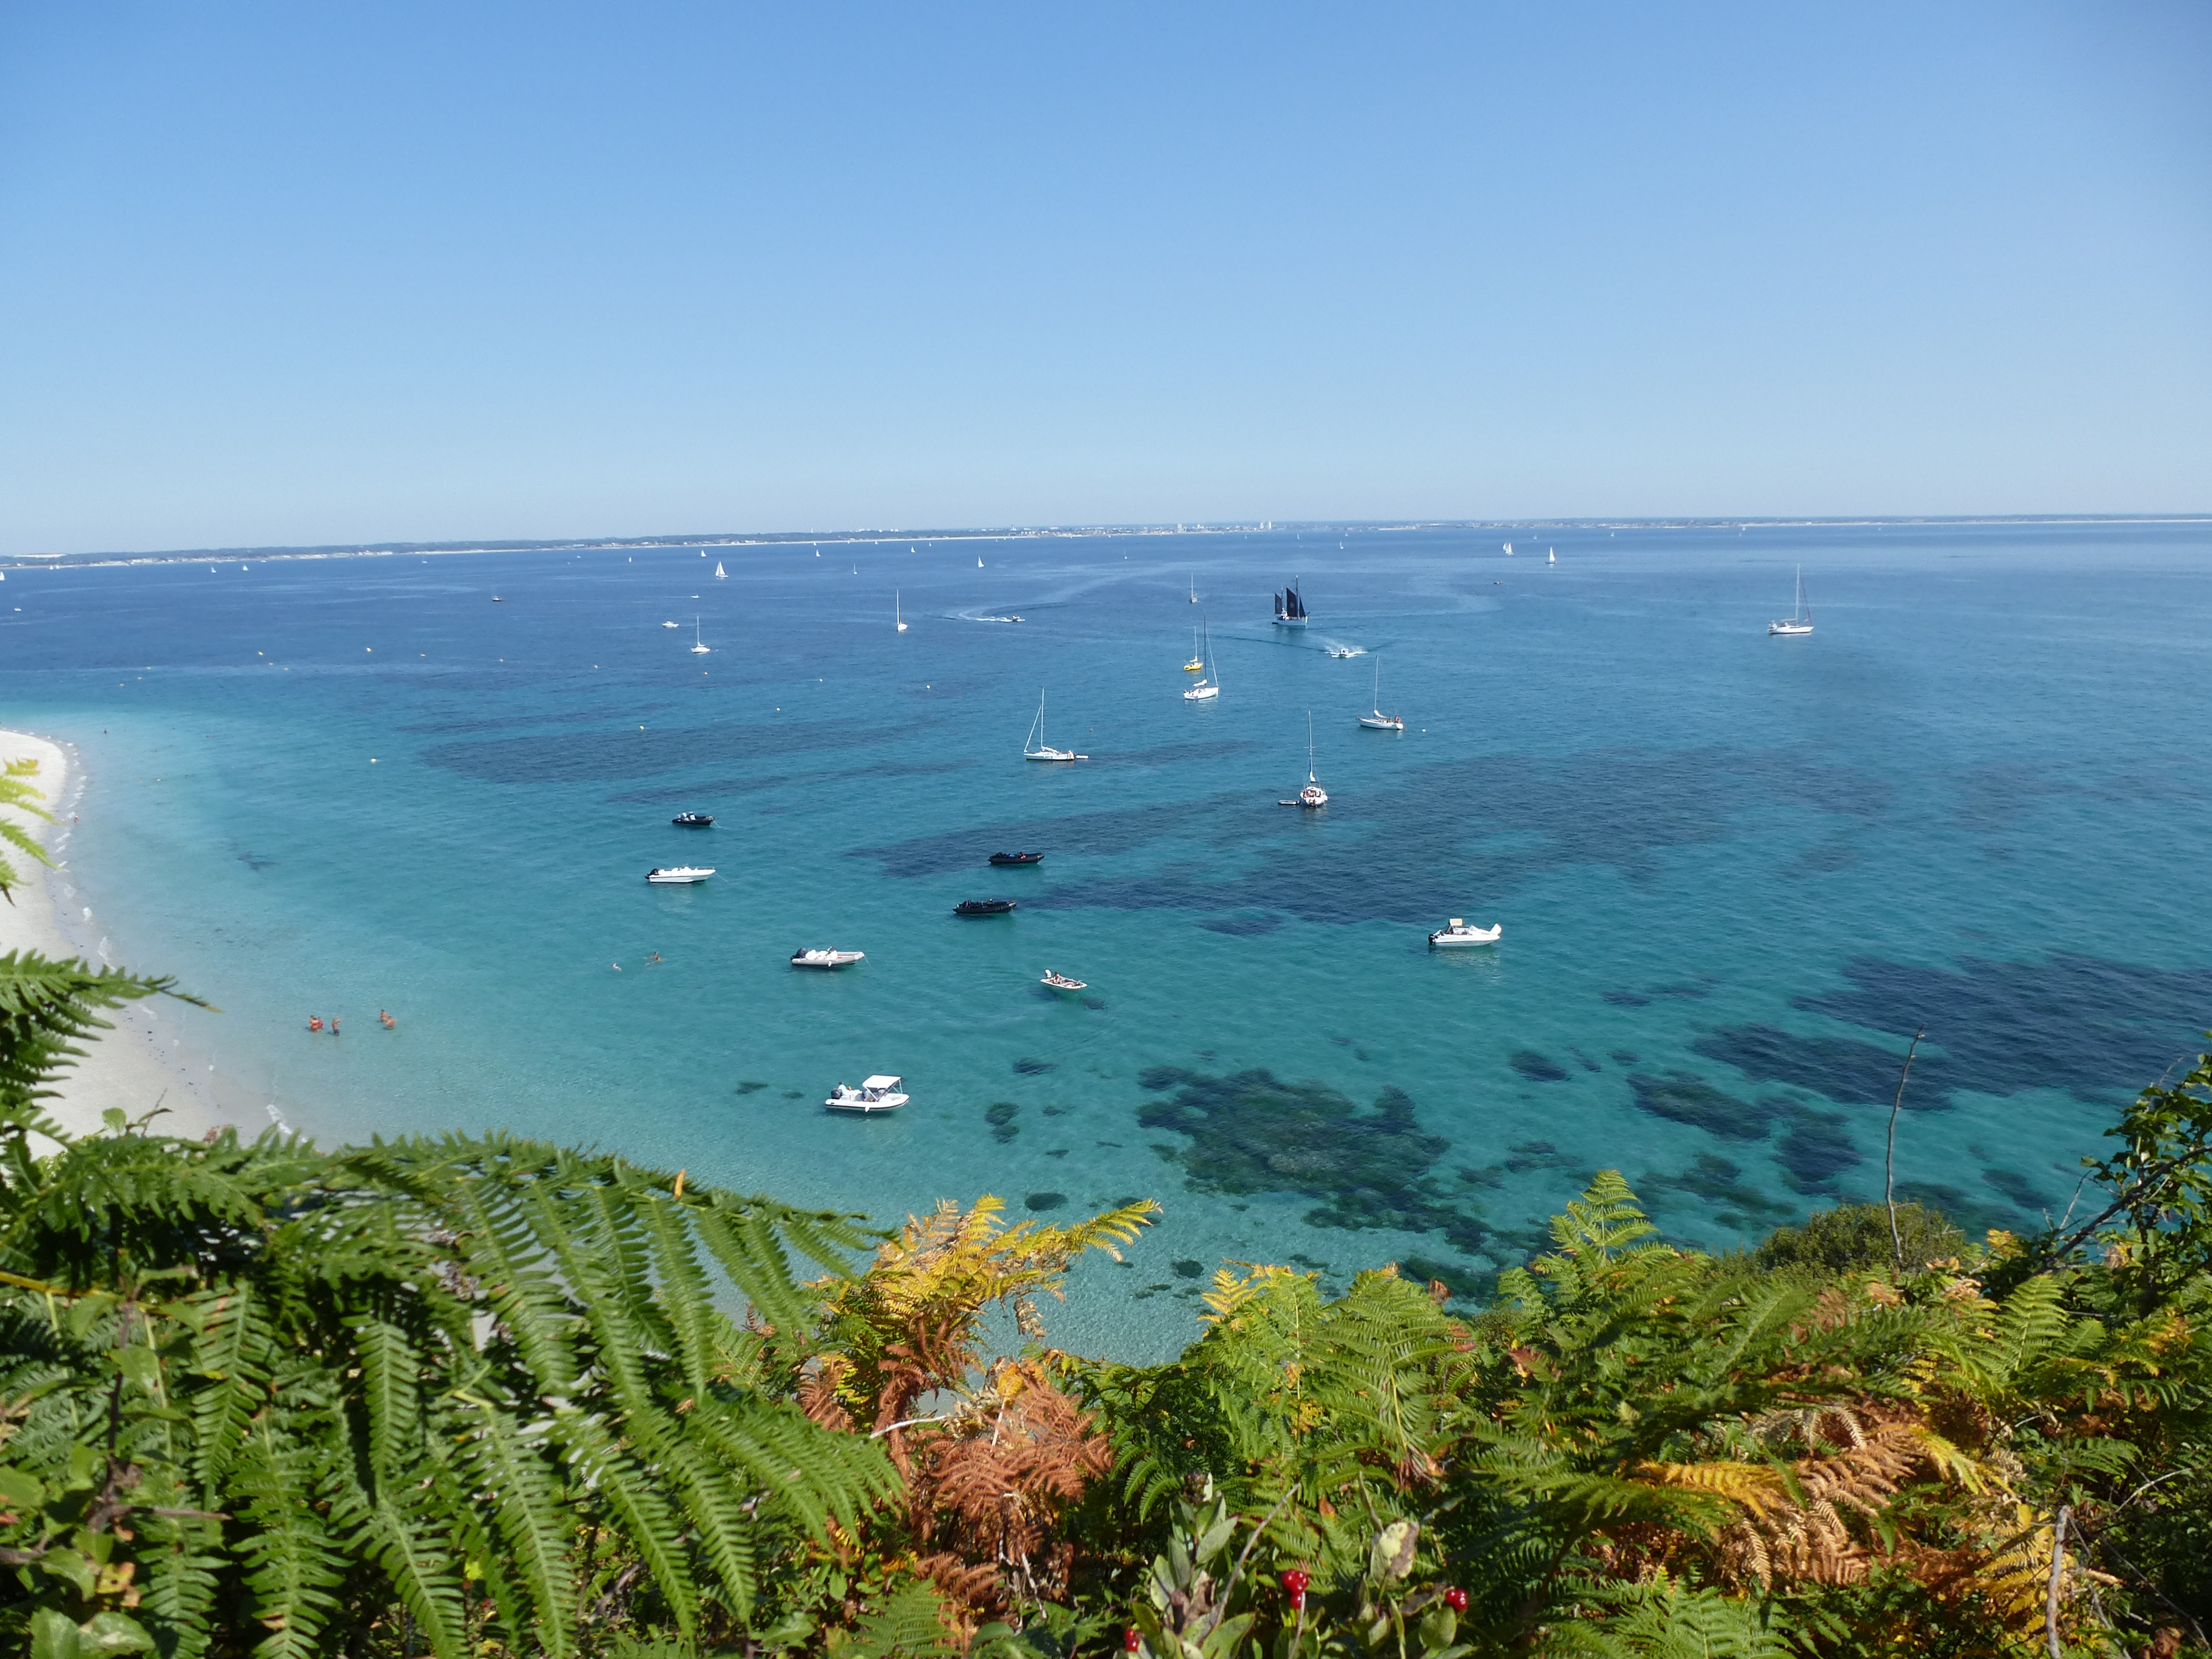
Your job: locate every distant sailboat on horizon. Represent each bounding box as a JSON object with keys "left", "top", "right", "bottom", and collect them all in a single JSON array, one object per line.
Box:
[
  {"left": 1768, "top": 567, "right": 1814, "bottom": 637},
  {"left": 1548, "top": 548, "right": 1556, "bottom": 565}
]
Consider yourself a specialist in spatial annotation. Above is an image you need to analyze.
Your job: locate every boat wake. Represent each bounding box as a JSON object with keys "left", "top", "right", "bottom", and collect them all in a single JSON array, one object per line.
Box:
[{"left": 1317, "top": 637, "right": 1366, "bottom": 658}]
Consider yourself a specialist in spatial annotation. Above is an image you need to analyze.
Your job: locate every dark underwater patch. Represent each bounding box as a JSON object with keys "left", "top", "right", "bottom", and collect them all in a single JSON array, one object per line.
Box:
[
  {"left": 1775, "top": 1109, "right": 1860, "bottom": 1193},
  {"left": 1793, "top": 953, "right": 2212, "bottom": 1105},
  {"left": 1198, "top": 912, "right": 1285, "bottom": 936},
  {"left": 1982, "top": 1166, "right": 2056, "bottom": 1215},
  {"left": 1510, "top": 1049, "right": 1571, "bottom": 1082},
  {"left": 874, "top": 744, "right": 1898, "bottom": 924},
  {"left": 985, "top": 1100, "right": 1021, "bottom": 1143},
  {"left": 1783, "top": 841, "right": 1861, "bottom": 879},
  {"left": 1013, "top": 1057, "right": 1057, "bottom": 1075},
  {"left": 609, "top": 757, "right": 969, "bottom": 804},
  {"left": 1024, "top": 1191, "right": 1067, "bottom": 1212},
  {"left": 734, "top": 1081, "right": 770, "bottom": 1095},
  {"left": 1628, "top": 1072, "right": 1771, "bottom": 1139},
  {"left": 1135, "top": 1067, "right": 1493, "bottom": 1255},
  {"left": 1639, "top": 1154, "right": 1794, "bottom": 1225},
  {"left": 1602, "top": 991, "right": 1652, "bottom": 1006},
  {"left": 426, "top": 715, "right": 917, "bottom": 784},
  {"left": 852, "top": 796, "right": 1246, "bottom": 878},
  {"left": 1693, "top": 1024, "right": 1933, "bottom": 1111}
]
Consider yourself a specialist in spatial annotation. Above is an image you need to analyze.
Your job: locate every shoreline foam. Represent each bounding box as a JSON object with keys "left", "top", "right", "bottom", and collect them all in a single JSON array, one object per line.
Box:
[{"left": 1, "top": 727, "right": 244, "bottom": 1145}]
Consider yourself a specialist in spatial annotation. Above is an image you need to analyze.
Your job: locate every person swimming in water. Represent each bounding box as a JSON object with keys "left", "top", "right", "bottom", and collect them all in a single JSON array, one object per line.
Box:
[
  {"left": 379, "top": 1009, "right": 396, "bottom": 1029},
  {"left": 307, "top": 1016, "right": 323, "bottom": 1032}
]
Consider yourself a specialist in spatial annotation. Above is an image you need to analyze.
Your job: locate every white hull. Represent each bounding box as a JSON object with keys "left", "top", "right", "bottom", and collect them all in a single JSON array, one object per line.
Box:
[
  {"left": 646, "top": 867, "right": 715, "bottom": 884},
  {"left": 825, "top": 1091, "right": 907, "bottom": 1113},
  {"left": 1298, "top": 785, "right": 1327, "bottom": 807},
  {"left": 1025, "top": 748, "right": 1085, "bottom": 761},
  {"left": 1272, "top": 617, "right": 1308, "bottom": 627},
  {"left": 1768, "top": 620, "right": 1813, "bottom": 636},
  {"left": 1183, "top": 683, "right": 1218, "bottom": 701},
  {"left": 827, "top": 1074, "right": 907, "bottom": 1113},
  {"left": 791, "top": 950, "right": 865, "bottom": 969},
  {"left": 1430, "top": 919, "right": 1501, "bottom": 946},
  {"left": 1359, "top": 713, "right": 1402, "bottom": 731}
]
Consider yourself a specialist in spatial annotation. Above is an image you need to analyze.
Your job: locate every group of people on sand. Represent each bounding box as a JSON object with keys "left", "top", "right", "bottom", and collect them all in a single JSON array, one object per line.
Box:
[{"left": 305, "top": 1009, "right": 399, "bottom": 1034}]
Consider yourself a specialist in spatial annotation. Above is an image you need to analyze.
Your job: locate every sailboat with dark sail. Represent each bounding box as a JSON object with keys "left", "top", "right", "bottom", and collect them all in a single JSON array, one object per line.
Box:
[{"left": 1272, "top": 582, "right": 1309, "bottom": 627}]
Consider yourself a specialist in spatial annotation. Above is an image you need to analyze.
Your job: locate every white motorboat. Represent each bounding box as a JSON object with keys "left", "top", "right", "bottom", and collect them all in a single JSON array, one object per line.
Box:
[
  {"left": 1183, "top": 622, "right": 1221, "bottom": 702},
  {"left": 826, "top": 1074, "right": 908, "bottom": 1113},
  {"left": 691, "top": 617, "right": 711, "bottom": 654},
  {"left": 1429, "top": 917, "right": 1501, "bottom": 947},
  {"left": 662, "top": 620, "right": 680, "bottom": 628},
  {"left": 1769, "top": 567, "right": 1814, "bottom": 636},
  {"left": 791, "top": 948, "right": 865, "bottom": 969},
  {"left": 646, "top": 866, "right": 715, "bottom": 884},
  {"left": 1041, "top": 970, "right": 1087, "bottom": 992},
  {"left": 1280, "top": 711, "right": 1327, "bottom": 806},
  {"left": 1024, "top": 689, "right": 1088, "bottom": 760},
  {"left": 1358, "top": 655, "right": 1403, "bottom": 731}
]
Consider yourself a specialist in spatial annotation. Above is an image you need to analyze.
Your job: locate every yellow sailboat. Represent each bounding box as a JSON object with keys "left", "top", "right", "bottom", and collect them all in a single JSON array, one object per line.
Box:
[{"left": 1182, "top": 624, "right": 1206, "bottom": 672}]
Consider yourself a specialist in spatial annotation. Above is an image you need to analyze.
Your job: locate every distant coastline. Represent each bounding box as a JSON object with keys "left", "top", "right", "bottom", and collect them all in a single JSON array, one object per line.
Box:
[{"left": 6, "top": 512, "right": 2206, "bottom": 571}]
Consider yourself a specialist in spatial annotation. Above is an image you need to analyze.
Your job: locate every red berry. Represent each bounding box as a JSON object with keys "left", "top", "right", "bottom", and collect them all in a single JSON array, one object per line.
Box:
[
  {"left": 1124, "top": 1630, "right": 1141, "bottom": 1652},
  {"left": 1280, "top": 1569, "right": 1311, "bottom": 1595},
  {"left": 1443, "top": 1587, "right": 1468, "bottom": 1613}
]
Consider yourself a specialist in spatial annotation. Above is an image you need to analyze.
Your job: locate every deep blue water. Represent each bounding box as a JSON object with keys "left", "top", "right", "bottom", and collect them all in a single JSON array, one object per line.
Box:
[{"left": 5, "top": 521, "right": 2209, "bottom": 1356}]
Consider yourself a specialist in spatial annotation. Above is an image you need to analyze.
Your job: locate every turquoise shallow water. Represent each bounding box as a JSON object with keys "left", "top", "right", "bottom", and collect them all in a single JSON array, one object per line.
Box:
[{"left": 4, "top": 521, "right": 2209, "bottom": 1357}]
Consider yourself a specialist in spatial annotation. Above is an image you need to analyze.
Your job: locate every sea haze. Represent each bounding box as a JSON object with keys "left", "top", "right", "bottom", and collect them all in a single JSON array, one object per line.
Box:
[{"left": 4, "top": 521, "right": 2208, "bottom": 1357}]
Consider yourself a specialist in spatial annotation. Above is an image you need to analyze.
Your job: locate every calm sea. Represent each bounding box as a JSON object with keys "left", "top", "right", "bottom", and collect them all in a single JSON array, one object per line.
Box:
[{"left": 5, "top": 522, "right": 2209, "bottom": 1354}]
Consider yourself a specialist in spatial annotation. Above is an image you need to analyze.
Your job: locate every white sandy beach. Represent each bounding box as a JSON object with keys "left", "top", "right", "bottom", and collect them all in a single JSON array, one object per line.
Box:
[{"left": 1, "top": 727, "right": 235, "bottom": 1144}]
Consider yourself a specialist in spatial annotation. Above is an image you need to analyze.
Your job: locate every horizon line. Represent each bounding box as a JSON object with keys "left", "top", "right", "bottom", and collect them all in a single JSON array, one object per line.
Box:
[{"left": 8, "top": 510, "right": 2208, "bottom": 570}]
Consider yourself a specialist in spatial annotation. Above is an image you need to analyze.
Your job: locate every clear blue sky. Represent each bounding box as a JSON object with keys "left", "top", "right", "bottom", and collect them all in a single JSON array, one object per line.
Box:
[{"left": 2, "top": 3, "right": 2205, "bottom": 554}]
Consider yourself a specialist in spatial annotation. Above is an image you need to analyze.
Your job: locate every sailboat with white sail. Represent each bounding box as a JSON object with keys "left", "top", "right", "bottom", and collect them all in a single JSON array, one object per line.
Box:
[
  {"left": 1188, "top": 573, "right": 1199, "bottom": 604},
  {"left": 690, "top": 617, "right": 711, "bottom": 655},
  {"left": 1768, "top": 567, "right": 1814, "bottom": 637},
  {"left": 1358, "top": 655, "right": 1402, "bottom": 731},
  {"left": 714, "top": 561, "right": 727, "bottom": 578},
  {"left": 1183, "top": 623, "right": 1220, "bottom": 701},
  {"left": 1023, "top": 690, "right": 1088, "bottom": 761},
  {"left": 896, "top": 591, "right": 908, "bottom": 632},
  {"left": 1279, "top": 711, "right": 1327, "bottom": 807}
]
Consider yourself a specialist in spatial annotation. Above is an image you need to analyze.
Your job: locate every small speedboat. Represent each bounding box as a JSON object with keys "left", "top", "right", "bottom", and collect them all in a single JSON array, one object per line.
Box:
[
  {"left": 826, "top": 1075, "right": 908, "bottom": 1113},
  {"left": 1429, "top": 917, "right": 1501, "bottom": 947},
  {"left": 989, "top": 852, "right": 1044, "bottom": 865},
  {"left": 671, "top": 812, "right": 714, "bottom": 827},
  {"left": 791, "top": 948, "right": 865, "bottom": 969},
  {"left": 954, "top": 899, "right": 1018, "bottom": 916},
  {"left": 1041, "top": 970, "right": 1086, "bottom": 992},
  {"left": 646, "top": 866, "right": 715, "bottom": 885},
  {"left": 662, "top": 620, "right": 680, "bottom": 629}
]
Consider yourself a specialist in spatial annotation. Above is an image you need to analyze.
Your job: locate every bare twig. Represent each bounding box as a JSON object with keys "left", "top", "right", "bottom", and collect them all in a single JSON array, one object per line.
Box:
[
  {"left": 1886, "top": 1027, "right": 1924, "bottom": 1273},
  {"left": 2046, "top": 1505, "right": 2069, "bottom": 1658}
]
